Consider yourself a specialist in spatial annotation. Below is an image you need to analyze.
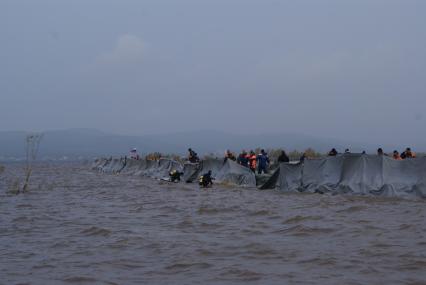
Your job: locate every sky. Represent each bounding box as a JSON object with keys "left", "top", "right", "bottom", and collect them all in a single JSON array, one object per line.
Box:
[{"left": 1, "top": 0, "right": 425, "bottom": 146}]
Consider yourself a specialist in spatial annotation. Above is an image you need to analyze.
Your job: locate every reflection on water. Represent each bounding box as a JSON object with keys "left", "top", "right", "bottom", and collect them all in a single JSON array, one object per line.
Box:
[{"left": 0, "top": 163, "right": 425, "bottom": 284}]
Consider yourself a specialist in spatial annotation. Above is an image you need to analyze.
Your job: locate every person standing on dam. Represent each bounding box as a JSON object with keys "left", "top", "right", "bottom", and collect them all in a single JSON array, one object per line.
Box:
[
  {"left": 299, "top": 152, "right": 307, "bottom": 163},
  {"left": 277, "top": 150, "right": 290, "bottom": 163},
  {"left": 129, "top": 148, "right": 140, "bottom": 160},
  {"left": 188, "top": 148, "right": 200, "bottom": 163},
  {"left": 257, "top": 149, "right": 270, "bottom": 174},
  {"left": 393, "top": 150, "right": 402, "bottom": 160},
  {"left": 237, "top": 150, "right": 249, "bottom": 167},
  {"left": 224, "top": 150, "right": 237, "bottom": 163},
  {"left": 248, "top": 150, "right": 257, "bottom": 172}
]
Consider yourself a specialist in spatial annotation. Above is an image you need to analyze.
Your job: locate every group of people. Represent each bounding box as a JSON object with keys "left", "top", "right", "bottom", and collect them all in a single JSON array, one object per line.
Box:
[
  {"left": 388, "top": 148, "right": 416, "bottom": 160},
  {"left": 187, "top": 148, "right": 272, "bottom": 174},
  {"left": 327, "top": 147, "right": 417, "bottom": 160},
  {"left": 133, "top": 146, "right": 419, "bottom": 188},
  {"left": 224, "top": 149, "right": 272, "bottom": 174}
]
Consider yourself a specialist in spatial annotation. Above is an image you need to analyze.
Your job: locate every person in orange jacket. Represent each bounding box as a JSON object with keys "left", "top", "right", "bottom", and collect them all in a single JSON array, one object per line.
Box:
[
  {"left": 393, "top": 150, "right": 402, "bottom": 160},
  {"left": 248, "top": 150, "right": 257, "bottom": 173}
]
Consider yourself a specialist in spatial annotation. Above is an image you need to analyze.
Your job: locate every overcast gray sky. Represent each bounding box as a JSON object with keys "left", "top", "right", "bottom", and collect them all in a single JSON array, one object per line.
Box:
[{"left": 1, "top": 0, "right": 425, "bottom": 145}]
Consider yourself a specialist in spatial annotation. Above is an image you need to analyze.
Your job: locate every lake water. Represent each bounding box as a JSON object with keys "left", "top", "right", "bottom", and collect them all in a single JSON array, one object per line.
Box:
[{"left": 1, "top": 163, "right": 425, "bottom": 284}]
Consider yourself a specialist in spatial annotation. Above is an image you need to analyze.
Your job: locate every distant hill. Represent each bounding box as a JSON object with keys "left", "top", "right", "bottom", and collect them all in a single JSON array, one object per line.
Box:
[{"left": 0, "top": 128, "right": 414, "bottom": 161}]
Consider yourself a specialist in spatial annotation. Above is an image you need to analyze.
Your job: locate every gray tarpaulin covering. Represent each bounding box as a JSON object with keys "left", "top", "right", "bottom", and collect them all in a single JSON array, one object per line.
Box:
[
  {"left": 199, "top": 158, "right": 224, "bottom": 177},
  {"left": 259, "top": 168, "right": 280, "bottom": 190},
  {"left": 182, "top": 163, "right": 201, "bottom": 183},
  {"left": 277, "top": 154, "right": 426, "bottom": 198},
  {"left": 93, "top": 157, "right": 256, "bottom": 186},
  {"left": 215, "top": 160, "right": 257, "bottom": 186}
]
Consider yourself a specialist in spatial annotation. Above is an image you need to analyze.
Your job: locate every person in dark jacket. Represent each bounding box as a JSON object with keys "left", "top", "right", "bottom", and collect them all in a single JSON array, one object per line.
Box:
[
  {"left": 188, "top": 148, "right": 200, "bottom": 163},
  {"left": 299, "top": 152, "right": 307, "bottom": 163},
  {"left": 199, "top": 170, "right": 213, "bottom": 188},
  {"left": 257, "top": 149, "right": 270, "bottom": 174},
  {"left": 377, "top": 148, "right": 386, "bottom": 156},
  {"left": 169, "top": 170, "right": 184, "bottom": 182},
  {"left": 277, "top": 150, "right": 290, "bottom": 163},
  {"left": 328, "top": 148, "right": 338, "bottom": 156}
]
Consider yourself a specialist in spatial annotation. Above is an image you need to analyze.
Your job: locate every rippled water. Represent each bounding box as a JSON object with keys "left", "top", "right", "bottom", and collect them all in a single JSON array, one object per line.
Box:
[{"left": 1, "top": 163, "right": 425, "bottom": 284}]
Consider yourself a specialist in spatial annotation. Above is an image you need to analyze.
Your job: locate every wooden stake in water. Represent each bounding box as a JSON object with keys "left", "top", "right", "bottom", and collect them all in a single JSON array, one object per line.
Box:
[{"left": 22, "top": 133, "right": 43, "bottom": 193}]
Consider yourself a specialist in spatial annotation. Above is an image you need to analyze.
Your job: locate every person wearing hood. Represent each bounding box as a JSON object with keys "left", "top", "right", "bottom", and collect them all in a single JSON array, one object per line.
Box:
[{"left": 277, "top": 150, "right": 289, "bottom": 163}]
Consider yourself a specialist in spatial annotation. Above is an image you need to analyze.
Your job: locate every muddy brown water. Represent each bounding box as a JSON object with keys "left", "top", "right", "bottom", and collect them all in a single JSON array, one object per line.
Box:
[{"left": 0, "top": 163, "right": 425, "bottom": 284}]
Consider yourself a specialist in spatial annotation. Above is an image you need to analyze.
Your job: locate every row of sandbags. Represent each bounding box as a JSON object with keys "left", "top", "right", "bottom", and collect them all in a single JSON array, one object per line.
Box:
[
  {"left": 261, "top": 154, "right": 426, "bottom": 198},
  {"left": 92, "top": 157, "right": 256, "bottom": 187}
]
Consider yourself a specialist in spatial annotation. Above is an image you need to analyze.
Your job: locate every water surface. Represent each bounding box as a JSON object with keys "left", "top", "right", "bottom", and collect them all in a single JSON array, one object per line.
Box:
[{"left": 0, "top": 163, "right": 425, "bottom": 284}]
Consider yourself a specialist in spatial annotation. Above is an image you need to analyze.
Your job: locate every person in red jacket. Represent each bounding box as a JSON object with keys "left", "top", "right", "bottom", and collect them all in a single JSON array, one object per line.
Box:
[{"left": 248, "top": 150, "right": 257, "bottom": 173}]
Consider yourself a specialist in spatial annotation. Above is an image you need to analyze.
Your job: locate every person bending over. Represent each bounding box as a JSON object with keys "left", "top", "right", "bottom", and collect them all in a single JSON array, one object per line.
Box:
[
  {"left": 169, "top": 170, "right": 184, "bottom": 183},
  {"left": 199, "top": 170, "right": 213, "bottom": 188}
]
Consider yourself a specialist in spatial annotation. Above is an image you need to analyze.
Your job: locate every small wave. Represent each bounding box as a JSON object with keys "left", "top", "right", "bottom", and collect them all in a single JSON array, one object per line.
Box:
[
  {"left": 195, "top": 248, "right": 214, "bottom": 256},
  {"left": 220, "top": 268, "right": 264, "bottom": 281},
  {"left": 336, "top": 205, "right": 367, "bottom": 213},
  {"left": 197, "top": 206, "right": 238, "bottom": 215},
  {"left": 248, "top": 210, "right": 275, "bottom": 216},
  {"left": 12, "top": 216, "right": 34, "bottom": 223},
  {"left": 129, "top": 205, "right": 144, "bottom": 213},
  {"left": 240, "top": 228, "right": 263, "bottom": 235},
  {"left": 298, "top": 256, "right": 337, "bottom": 266},
  {"left": 398, "top": 224, "right": 416, "bottom": 230},
  {"left": 111, "top": 259, "right": 145, "bottom": 269},
  {"left": 200, "top": 222, "right": 223, "bottom": 229},
  {"left": 177, "top": 219, "right": 193, "bottom": 228},
  {"left": 273, "top": 225, "right": 336, "bottom": 236},
  {"left": 398, "top": 260, "right": 426, "bottom": 271},
  {"left": 283, "top": 215, "right": 322, "bottom": 224},
  {"left": 80, "top": 226, "right": 111, "bottom": 237},
  {"left": 32, "top": 263, "right": 56, "bottom": 270},
  {"left": 62, "top": 276, "right": 98, "bottom": 283},
  {"left": 164, "top": 262, "right": 212, "bottom": 271},
  {"left": 16, "top": 204, "right": 33, "bottom": 209}
]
